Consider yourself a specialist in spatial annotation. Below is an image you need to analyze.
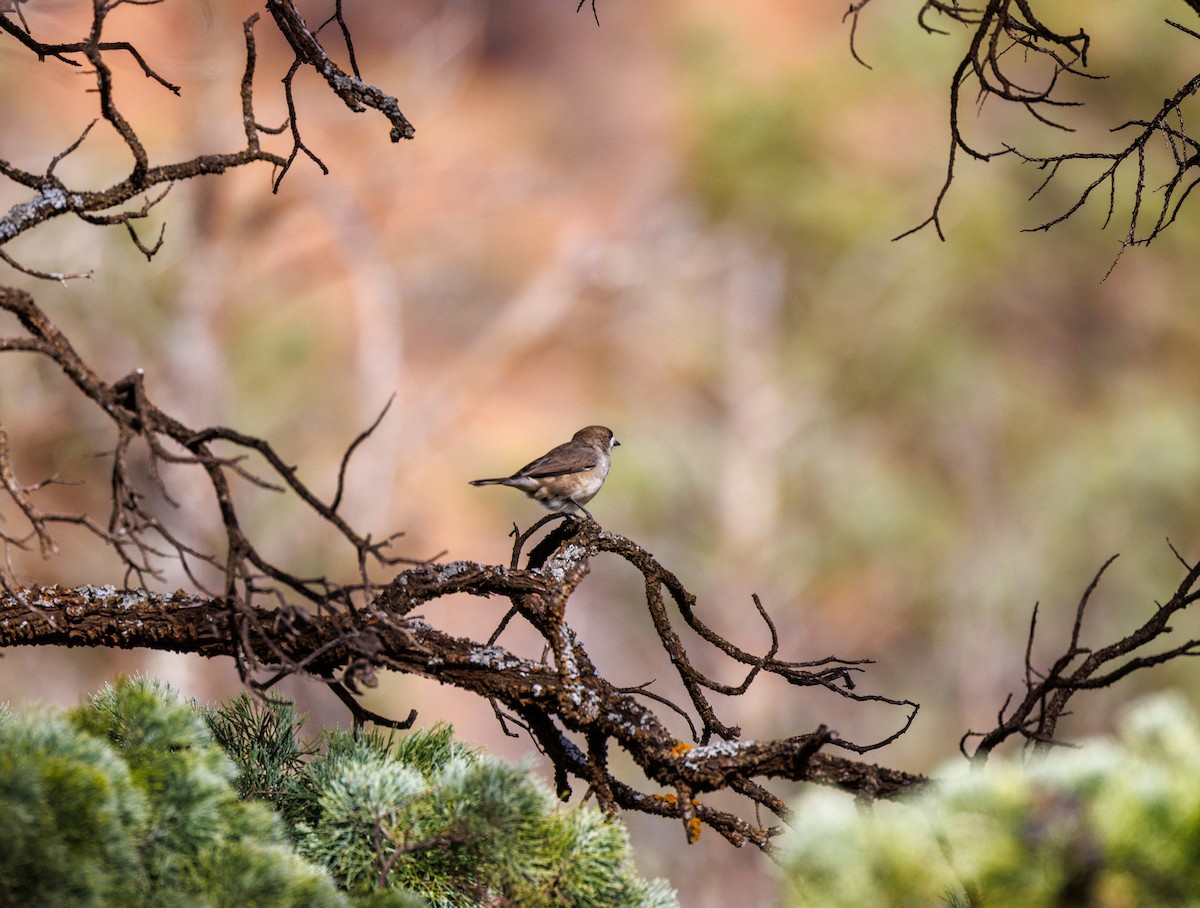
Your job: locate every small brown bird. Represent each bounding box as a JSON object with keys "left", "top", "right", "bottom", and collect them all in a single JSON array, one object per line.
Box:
[{"left": 469, "top": 425, "right": 620, "bottom": 520}]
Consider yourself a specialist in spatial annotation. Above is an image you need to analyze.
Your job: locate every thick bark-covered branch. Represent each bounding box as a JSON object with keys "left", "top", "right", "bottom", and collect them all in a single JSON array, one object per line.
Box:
[{"left": 0, "top": 562, "right": 926, "bottom": 851}]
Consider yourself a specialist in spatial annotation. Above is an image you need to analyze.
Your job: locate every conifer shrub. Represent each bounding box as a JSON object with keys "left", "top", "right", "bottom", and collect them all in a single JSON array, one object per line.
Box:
[
  {"left": 0, "top": 677, "right": 349, "bottom": 907},
  {"left": 205, "top": 694, "right": 677, "bottom": 908},
  {"left": 0, "top": 677, "right": 676, "bottom": 908},
  {"left": 780, "top": 693, "right": 1200, "bottom": 907}
]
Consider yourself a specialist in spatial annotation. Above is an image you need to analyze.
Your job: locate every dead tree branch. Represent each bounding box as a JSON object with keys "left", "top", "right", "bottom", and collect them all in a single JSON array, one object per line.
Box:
[
  {"left": 0, "top": 284, "right": 418, "bottom": 685},
  {"left": 962, "top": 548, "right": 1200, "bottom": 763},
  {"left": 0, "top": 526, "right": 925, "bottom": 852},
  {"left": 1011, "top": 52, "right": 1200, "bottom": 276},
  {"left": 266, "top": 0, "right": 415, "bottom": 146},
  {"left": 0, "top": 0, "right": 410, "bottom": 275},
  {"left": 847, "top": 1, "right": 1200, "bottom": 256}
]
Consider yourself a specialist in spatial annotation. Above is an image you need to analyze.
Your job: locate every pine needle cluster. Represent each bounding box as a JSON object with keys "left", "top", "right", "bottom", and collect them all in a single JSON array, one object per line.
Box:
[{"left": 205, "top": 694, "right": 677, "bottom": 908}]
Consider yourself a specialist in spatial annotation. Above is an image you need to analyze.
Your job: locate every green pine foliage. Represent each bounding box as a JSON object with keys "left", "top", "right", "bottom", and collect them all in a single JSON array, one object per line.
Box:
[
  {"left": 0, "top": 678, "right": 675, "bottom": 908},
  {"left": 0, "top": 675, "right": 348, "bottom": 907},
  {"left": 0, "top": 707, "right": 145, "bottom": 907},
  {"left": 71, "top": 678, "right": 246, "bottom": 881},
  {"left": 780, "top": 692, "right": 1200, "bottom": 907},
  {"left": 203, "top": 689, "right": 311, "bottom": 802},
  {"left": 214, "top": 702, "right": 679, "bottom": 908}
]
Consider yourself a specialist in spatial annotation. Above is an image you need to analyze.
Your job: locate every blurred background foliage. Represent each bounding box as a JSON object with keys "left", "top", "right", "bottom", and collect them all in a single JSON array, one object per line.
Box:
[
  {"left": 2, "top": 1, "right": 1200, "bottom": 904},
  {"left": 781, "top": 692, "right": 1200, "bottom": 907}
]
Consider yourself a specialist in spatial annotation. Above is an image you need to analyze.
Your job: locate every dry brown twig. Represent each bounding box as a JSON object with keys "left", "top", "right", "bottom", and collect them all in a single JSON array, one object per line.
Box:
[
  {"left": 963, "top": 546, "right": 1200, "bottom": 763},
  {"left": 0, "top": 0, "right": 412, "bottom": 278},
  {"left": 846, "top": 0, "right": 1200, "bottom": 262}
]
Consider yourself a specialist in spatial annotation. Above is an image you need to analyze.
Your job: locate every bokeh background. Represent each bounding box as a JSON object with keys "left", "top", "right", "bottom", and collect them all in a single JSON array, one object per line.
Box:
[{"left": 3, "top": 1, "right": 1200, "bottom": 904}]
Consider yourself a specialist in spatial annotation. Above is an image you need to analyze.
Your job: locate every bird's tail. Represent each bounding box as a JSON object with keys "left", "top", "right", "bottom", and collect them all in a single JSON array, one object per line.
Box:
[{"left": 468, "top": 477, "right": 507, "bottom": 486}]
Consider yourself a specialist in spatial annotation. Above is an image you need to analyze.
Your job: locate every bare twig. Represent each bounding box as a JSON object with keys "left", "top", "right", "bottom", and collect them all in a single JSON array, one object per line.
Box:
[
  {"left": 331, "top": 395, "right": 395, "bottom": 514},
  {"left": 266, "top": 0, "right": 414, "bottom": 194},
  {"left": 849, "top": 1, "right": 1200, "bottom": 257},
  {"left": 0, "top": 1, "right": 415, "bottom": 274},
  {"left": 964, "top": 550, "right": 1200, "bottom": 763}
]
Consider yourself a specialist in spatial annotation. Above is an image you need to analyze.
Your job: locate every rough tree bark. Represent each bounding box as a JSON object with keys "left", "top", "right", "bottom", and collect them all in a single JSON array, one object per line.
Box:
[{"left": 0, "top": 517, "right": 925, "bottom": 849}]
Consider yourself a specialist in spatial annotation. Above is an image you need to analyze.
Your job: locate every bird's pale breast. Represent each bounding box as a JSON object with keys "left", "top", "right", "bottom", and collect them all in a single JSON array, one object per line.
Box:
[{"left": 532, "top": 462, "right": 608, "bottom": 511}]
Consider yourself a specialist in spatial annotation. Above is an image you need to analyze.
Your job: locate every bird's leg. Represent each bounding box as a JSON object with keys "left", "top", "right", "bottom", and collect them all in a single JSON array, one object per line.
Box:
[{"left": 569, "top": 499, "right": 596, "bottom": 521}]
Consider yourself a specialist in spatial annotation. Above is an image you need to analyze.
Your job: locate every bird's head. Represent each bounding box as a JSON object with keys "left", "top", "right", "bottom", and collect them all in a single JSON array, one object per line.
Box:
[{"left": 574, "top": 425, "right": 619, "bottom": 451}]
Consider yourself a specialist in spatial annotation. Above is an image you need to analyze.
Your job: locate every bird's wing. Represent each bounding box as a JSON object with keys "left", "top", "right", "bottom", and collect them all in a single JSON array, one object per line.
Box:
[{"left": 515, "top": 442, "right": 597, "bottom": 478}]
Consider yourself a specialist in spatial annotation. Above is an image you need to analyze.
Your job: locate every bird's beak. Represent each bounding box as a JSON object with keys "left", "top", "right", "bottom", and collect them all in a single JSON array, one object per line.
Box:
[{"left": 613, "top": 439, "right": 621, "bottom": 447}]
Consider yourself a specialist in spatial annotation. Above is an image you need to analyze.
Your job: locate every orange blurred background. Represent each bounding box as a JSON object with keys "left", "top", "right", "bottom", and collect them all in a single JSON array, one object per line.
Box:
[{"left": 3, "top": 1, "right": 1200, "bottom": 903}]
